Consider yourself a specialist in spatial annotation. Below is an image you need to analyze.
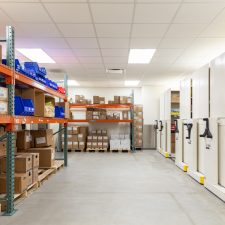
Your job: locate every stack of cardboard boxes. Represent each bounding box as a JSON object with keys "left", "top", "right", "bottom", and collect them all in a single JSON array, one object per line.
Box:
[
  {"left": 108, "top": 96, "right": 132, "bottom": 104},
  {"left": 87, "top": 129, "right": 109, "bottom": 150},
  {"left": 134, "top": 105, "right": 143, "bottom": 148},
  {"left": 93, "top": 96, "right": 105, "bottom": 104},
  {"left": 75, "top": 95, "right": 91, "bottom": 104},
  {"left": 17, "top": 129, "right": 55, "bottom": 168},
  {"left": 110, "top": 134, "right": 130, "bottom": 151},
  {"left": 63, "top": 126, "right": 88, "bottom": 151},
  {"left": 0, "top": 87, "right": 8, "bottom": 115},
  {"left": 86, "top": 109, "right": 107, "bottom": 120}
]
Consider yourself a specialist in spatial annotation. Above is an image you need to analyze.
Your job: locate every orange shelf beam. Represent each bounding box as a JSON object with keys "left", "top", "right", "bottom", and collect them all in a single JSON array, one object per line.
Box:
[
  {"left": 68, "top": 119, "right": 133, "bottom": 123},
  {"left": 0, "top": 115, "right": 67, "bottom": 124},
  {"left": 70, "top": 103, "right": 132, "bottom": 109},
  {"left": 0, "top": 64, "right": 13, "bottom": 77}
]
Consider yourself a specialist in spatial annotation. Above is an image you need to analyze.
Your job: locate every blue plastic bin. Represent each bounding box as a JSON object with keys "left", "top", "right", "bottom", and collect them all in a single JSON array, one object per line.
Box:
[
  {"left": 55, "top": 106, "right": 65, "bottom": 118},
  {"left": 15, "top": 96, "right": 34, "bottom": 116},
  {"left": 24, "top": 62, "right": 46, "bottom": 77}
]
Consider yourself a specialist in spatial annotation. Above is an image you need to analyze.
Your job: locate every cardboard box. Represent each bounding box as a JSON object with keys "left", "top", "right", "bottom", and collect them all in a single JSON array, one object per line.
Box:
[
  {"left": 0, "top": 141, "right": 6, "bottom": 157},
  {"left": 78, "top": 133, "right": 86, "bottom": 142},
  {"left": 28, "top": 147, "right": 55, "bottom": 168},
  {"left": 87, "top": 142, "right": 92, "bottom": 148},
  {"left": 120, "top": 96, "right": 128, "bottom": 104},
  {"left": 87, "top": 136, "right": 92, "bottom": 141},
  {"left": 102, "top": 130, "right": 107, "bottom": 136},
  {"left": 16, "top": 130, "right": 31, "bottom": 150},
  {"left": 97, "top": 130, "right": 102, "bottom": 136},
  {"left": 93, "top": 115, "right": 99, "bottom": 120},
  {"left": 103, "top": 142, "right": 108, "bottom": 148},
  {"left": 114, "top": 96, "right": 120, "bottom": 104},
  {"left": 99, "top": 114, "right": 107, "bottom": 120},
  {"left": 92, "top": 136, "right": 98, "bottom": 141},
  {"left": 32, "top": 167, "right": 39, "bottom": 183},
  {"left": 72, "top": 126, "right": 80, "bottom": 134},
  {"left": 56, "top": 102, "right": 70, "bottom": 119},
  {"left": 22, "top": 152, "right": 39, "bottom": 168},
  {"left": 171, "top": 92, "right": 180, "bottom": 103},
  {"left": 0, "top": 87, "right": 8, "bottom": 101},
  {"left": 79, "top": 127, "right": 88, "bottom": 136},
  {"left": 86, "top": 111, "right": 93, "bottom": 120},
  {"left": 99, "top": 97, "right": 105, "bottom": 104},
  {"left": 45, "top": 96, "right": 55, "bottom": 117},
  {"left": 72, "top": 135, "right": 78, "bottom": 142},
  {"left": 93, "top": 96, "right": 100, "bottom": 104},
  {"left": 93, "top": 111, "right": 99, "bottom": 116},
  {"left": 97, "top": 142, "right": 102, "bottom": 148},
  {"left": 103, "top": 136, "right": 109, "bottom": 142},
  {"left": 0, "top": 101, "right": 8, "bottom": 114},
  {"left": 98, "top": 136, "right": 103, "bottom": 141},
  {"left": 79, "top": 141, "right": 85, "bottom": 150},
  {"left": 26, "top": 170, "right": 33, "bottom": 187},
  {"left": 0, "top": 174, "right": 27, "bottom": 194},
  {"left": 92, "top": 142, "right": 97, "bottom": 149},
  {"left": 91, "top": 130, "right": 97, "bottom": 135},
  {"left": 73, "top": 141, "right": 78, "bottom": 149},
  {"left": 31, "top": 129, "right": 54, "bottom": 148}
]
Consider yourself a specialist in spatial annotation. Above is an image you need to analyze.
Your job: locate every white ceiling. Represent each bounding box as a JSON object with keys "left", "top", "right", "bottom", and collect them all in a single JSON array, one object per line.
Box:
[{"left": 0, "top": 0, "right": 225, "bottom": 87}]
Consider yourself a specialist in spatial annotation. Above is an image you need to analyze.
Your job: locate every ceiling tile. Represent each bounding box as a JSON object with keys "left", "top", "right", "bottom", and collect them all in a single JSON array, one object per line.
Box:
[
  {"left": 91, "top": 3, "right": 134, "bottom": 23},
  {"left": 130, "top": 38, "right": 161, "bottom": 48},
  {"left": 0, "top": 3, "right": 51, "bottom": 23},
  {"left": 166, "top": 24, "right": 206, "bottom": 38},
  {"left": 103, "top": 57, "right": 128, "bottom": 64},
  {"left": 104, "top": 63, "right": 128, "bottom": 69},
  {"left": 16, "top": 23, "right": 61, "bottom": 37},
  {"left": 101, "top": 49, "right": 129, "bottom": 57},
  {"left": 151, "top": 49, "right": 183, "bottom": 63},
  {"left": 174, "top": 3, "right": 225, "bottom": 23},
  {"left": 132, "top": 24, "right": 169, "bottom": 38},
  {"left": 79, "top": 57, "right": 103, "bottom": 63},
  {"left": 66, "top": 38, "right": 98, "bottom": 48},
  {"left": 74, "top": 49, "right": 101, "bottom": 57},
  {"left": 95, "top": 24, "right": 131, "bottom": 38},
  {"left": 0, "top": 9, "right": 13, "bottom": 22},
  {"left": 53, "top": 56, "right": 79, "bottom": 64},
  {"left": 83, "top": 63, "right": 105, "bottom": 69},
  {"left": 45, "top": 49, "right": 75, "bottom": 57},
  {"left": 58, "top": 24, "right": 95, "bottom": 37},
  {"left": 158, "top": 38, "right": 194, "bottom": 48},
  {"left": 42, "top": 0, "right": 87, "bottom": 2},
  {"left": 44, "top": 3, "right": 92, "bottom": 23},
  {"left": 99, "top": 38, "right": 129, "bottom": 48},
  {"left": 90, "top": 0, "right": 133, "bottom": 2},
  {"left": 134, "top": 4, "right": 179, "bottom": 23}
]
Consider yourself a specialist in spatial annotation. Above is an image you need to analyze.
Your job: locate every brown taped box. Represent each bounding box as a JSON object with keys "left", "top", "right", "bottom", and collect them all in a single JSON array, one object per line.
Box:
[
  {"left": 102, "top": 136, "right": 109, "bottom": 142},
  {"left": 20, "top": 152, "right": 39, "bottom": 168},
  {"left": 16, "top": 130, "right": 31, "bottom": 150},
  {"left": 87, "top": 142, "right": 92, "bottom": 148},
  {"left": 102, "top": 130, "right": 107, "bottom": 136},
  {"left": 93, "top": 96, "right": 100, "bottom": 104},
  {"left": 56, "top": 102, "right": 70, "bottom": 119},
  {"left": 97, "top": 142, "right": 102, "bottom": 148},
  {"left": 114, "top": 96, "right": 120, "bottom": 104},
  {"left": 28, "top": 147, "right": 55, "bottom": 168},
  {"left": 97, "top": 130, "right": 102, "bottom": 136},
  {"left": 78, "top": 133, "right": 86, "bottom": 142},
  {"left": 87, "top": 136, "right": 92, "bottom": 141},
  {"left": 120, "top": 96, "right": 128, "bottom": 104},
  {"left": 32, "top": 167, "right": 39, "bottom": 183},
  {"left": 62, "top": 141, "right": 73, "bottom": 150},
  {"left": 92, "top": 136, "right": 98, "bottom": 141},
  {"left": 0, "top": 174, "right": 27, "bottom": 194},
  {"left": 73, "top": 141, "right": 79, "bottom": 149},
  {"left": 103, "top": 142, "right": 108, "bottom": 148},
  {"left": 31, "top": 129, "right": 54, "bottom": 148},
  {"left": 92, "top": 142, "right": 97, "bottom": 149},
  {"left": 79, "top": 126, "right": 88, "bottom": 136},
  {"left": 0, "top": 87, "right": 8, "bottom": 101},
  {"left": 79, "top": 141, "right": 85, "bottom": 150},
  {"left": 26, "top": 170, "right": 33, "bottom": 187},
  {"left": 99, "top": 97, "right": 105, "bottom": 104},
  {"left": 0, "top": 154, "right": 32, "bottom": 173},
  {"left": 98, "top": 136, "right": 103, "bottom": 141},
  {"left": 72, "top": 126, "right": 80, "bottom": 134},
  {"left": 0, "top": 141, "right": 6, "bottom": 157}
]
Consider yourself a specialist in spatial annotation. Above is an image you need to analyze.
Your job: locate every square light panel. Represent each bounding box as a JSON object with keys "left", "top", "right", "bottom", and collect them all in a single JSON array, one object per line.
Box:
[
  {"left": 17, "top": 48, "right": 55, "bottom": 63},
  {"left": 124, "top": 80, "right": 140, "bottom": 86},
  {"left": 128, "top": 49, "right": 156, "bottom": 64}
]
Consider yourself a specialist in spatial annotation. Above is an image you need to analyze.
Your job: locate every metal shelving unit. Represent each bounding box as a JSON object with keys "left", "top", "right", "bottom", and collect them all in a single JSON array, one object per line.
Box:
[
  {"left": 0, "top": 26, "right": 68, "bottom": 215},
  {"left": 69, "top": 91, "right": 135, "bottom": 152}
]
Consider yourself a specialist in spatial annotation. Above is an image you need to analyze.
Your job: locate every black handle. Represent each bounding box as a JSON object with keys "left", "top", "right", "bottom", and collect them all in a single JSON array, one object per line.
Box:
[
  {"left": 154, "top": 120, "right": 159, "bottom": 130},
  {"left": 159, "top": 120, "right": 163, "bottom": 131},
  {"left": 184, "top": 123, "right": 193, "bottom": 139},
  {"left": 174, "top": 120, "right": 179, "bottom": 133},
  {"left": 199, "top": 118, "right": 213, "bottom": 139}
]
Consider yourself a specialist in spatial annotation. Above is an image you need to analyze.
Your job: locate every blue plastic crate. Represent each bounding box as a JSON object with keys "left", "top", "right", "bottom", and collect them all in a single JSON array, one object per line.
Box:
[
  {"left": 15, "top": 96, "right": 34, "bottom": 116},
  {"left": 55, "top": 106, "right": 65, "bottom": 118},
  {"left": 24, "top": 62, "right": 46, "bottom": 77}
]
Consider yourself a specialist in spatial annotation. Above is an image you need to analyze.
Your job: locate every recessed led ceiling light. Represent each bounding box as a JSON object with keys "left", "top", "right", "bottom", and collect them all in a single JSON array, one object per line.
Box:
[
  {"left": 17, "top": 48, "right": 55, "bottom": 63},
  {"left": 124, "top": 80, "right": 140, "bottom": 86},
  {"left": 128, "top": 49, "right": 156, "bottom": 64}
]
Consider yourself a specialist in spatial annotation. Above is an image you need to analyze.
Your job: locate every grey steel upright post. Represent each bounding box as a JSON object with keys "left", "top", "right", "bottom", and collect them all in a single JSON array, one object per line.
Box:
[
  {"left": 64, "top": 74, "right": 68, "bottom": 166},
  {"left": 131, "top": 90, "right": 135, "bottom": 152},
  {"left": 5, "top": 26, "right": 16, "bottom": 215}
]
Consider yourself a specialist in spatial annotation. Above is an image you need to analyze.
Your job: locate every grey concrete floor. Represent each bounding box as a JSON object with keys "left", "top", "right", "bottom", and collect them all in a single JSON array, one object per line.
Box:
[{"left": 1, "top": 150, "right": 225, "bottom": 225}]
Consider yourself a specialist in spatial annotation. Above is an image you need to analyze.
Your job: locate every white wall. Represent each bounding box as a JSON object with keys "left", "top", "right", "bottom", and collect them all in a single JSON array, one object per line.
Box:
[{"left": 141, "top": 86, "right": 166, "bottom": 124}]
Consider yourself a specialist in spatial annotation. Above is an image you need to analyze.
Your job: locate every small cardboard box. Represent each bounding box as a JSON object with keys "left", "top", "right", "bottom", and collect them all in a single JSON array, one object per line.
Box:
[
  {"left": 87, "top": 142, "right": 92, "bottom": 148},
  {"left": 79, "top": 141, "right": 85, "bottom": 150},
  {"left": 0, "top": 174, "right": 27, "bottom": 194},
  {"left": 114, "top": 96, "right": 120, "bottom": 104},
  {"left": 0, "top": 87, "right": 8, "bottom": 101},
  {"left": 86, "top": 111, "right": 93, "bottom": 120},
  {"left": 0, "top": 101, "right": 8, "bottom": 114},
  {"left": 93, "top": 115, "right": 99, "bottom": 120},
  {"left": 16, "top": 130, "right": 31, "bottom": 150},
  {"left": 103, "top": 142, "right": 109, "bottom": 148},
  {"left": 78, "top": 133, "right": 86, "bottom": 142},
  {"left": 98, "top": 136, "right": 103, "bottom": 141},
  {"left": 79, "top": 127, "right": 88, "bottom": 136},
  {"left": 28, "top": 147, "right": 55, "bottom": 168},
  {"left": 26, "top": 170, "right": 33, "bottom": 187},
  {"left": 97, "top": 142, "right": 102, "bottom": 148},
  {"left": 31, "top": 129, "right": 54, "bottom": 148},
  {"left": 0, "top": 141, "right": 6, "bottom": 157},
  {"left": 32, "top": 167, "right": 39, "bottom": 183},
  {"left": 91, "top": 130, "right": 97, "bottom": 135},
  {"left": 22, "top": 152, "right": 39, "bottom": 168},
  {"left": 97, "top": 130, "right": 102, "bottom": 136},
  {"left": 73, "top": 141, "right": 79, "bottom": 149},
  {"left": 103, "top": 136, "right": 109, "bottom": 142},
  {"left": 87, "top": 136, "right": 92, "bottom": 141},
  {"left": 92, "top": 136, "right": 98, "bottom": 141},
  {"left": 102, "top": 130, "right": 107, "bottom": 136},
  {"left": 92, "top": 142, "right": 97, "bottom": 148},
  {"left": 120, "top": 96, "right": 128, "bottom": 104},
  {"left": 72, "top": 126, "right": 80, "bottom": 134},
  {"left": 93, "top": 96, "right": 100, "bottom": 104},
  {"left": 99, "top": 97, "right": 105, "bottom": 104}
]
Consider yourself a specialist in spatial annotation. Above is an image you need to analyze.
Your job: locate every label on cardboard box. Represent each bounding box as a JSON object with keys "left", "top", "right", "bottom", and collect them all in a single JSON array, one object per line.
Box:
[{"left": 36, "top": 137, "right": 46, "bottom": 145}]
